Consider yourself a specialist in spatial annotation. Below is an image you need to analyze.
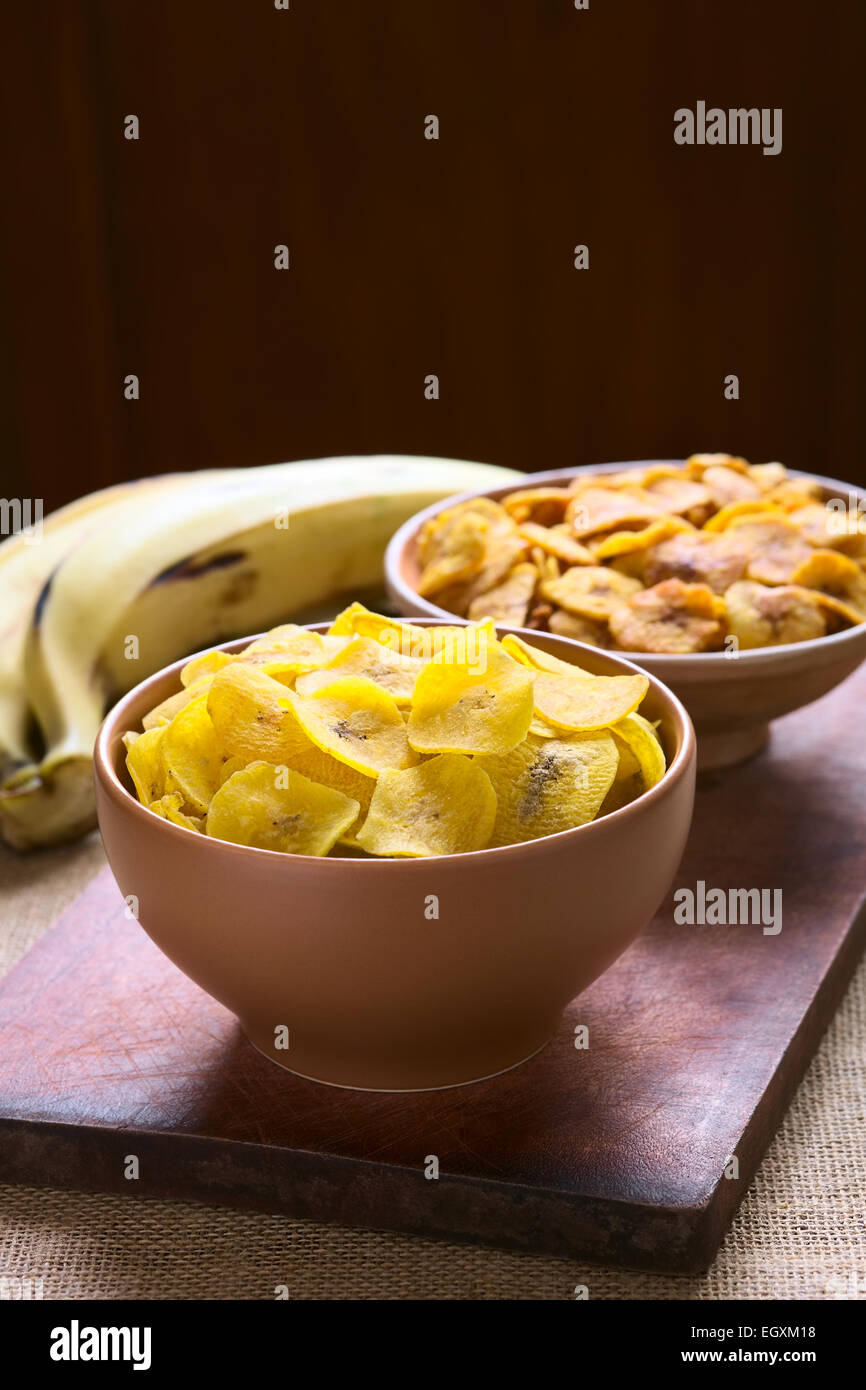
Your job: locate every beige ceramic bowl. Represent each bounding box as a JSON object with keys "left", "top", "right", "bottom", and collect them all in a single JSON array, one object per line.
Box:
[
  {"left": 94, "top": 620, "right": 695, "bottom": 1092},
  {"left": 385, "top": 463, "right": 866, "bottom": 770}
]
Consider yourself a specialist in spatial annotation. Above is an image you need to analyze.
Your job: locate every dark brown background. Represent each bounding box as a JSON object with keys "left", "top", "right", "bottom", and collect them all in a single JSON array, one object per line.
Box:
[{"left": 1, "top": 0, "right": 864, "bottom": 514}]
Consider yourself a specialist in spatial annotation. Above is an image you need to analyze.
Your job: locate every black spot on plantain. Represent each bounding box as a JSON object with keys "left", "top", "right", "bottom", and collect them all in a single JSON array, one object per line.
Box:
[
  {"left": 33, "top": 568, "right": 58, "bottom": 626},
  {"left": 151, "top": 550, "right": 247, "bottom": 585}
]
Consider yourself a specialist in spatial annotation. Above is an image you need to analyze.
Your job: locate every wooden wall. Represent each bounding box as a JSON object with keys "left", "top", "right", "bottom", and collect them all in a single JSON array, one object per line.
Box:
[{"left": 1, "top": 0, "right": 863, "bottom": 513}]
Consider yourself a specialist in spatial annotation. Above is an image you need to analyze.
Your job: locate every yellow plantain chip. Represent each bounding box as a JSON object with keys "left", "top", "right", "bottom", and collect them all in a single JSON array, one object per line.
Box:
[
  {"left": 786, "top": 502, "right": 866, "bottom": 556},
  {"left": 180, "top": 649, "right": 235, "bottom": 687},
  {"left": 417, "top": 496, "right": 514, "bottom": 561},
  {"left": 244, "top": 630, "right": 348, "bottom": 678},
  {"left": 356, "top": 753, "right": 497, "bottom": 857},
  {"left": 641, "top": 475, "right": 713, "bottom": 519},
  {"left": 416, "top": 511, "right": 489, "bottom": 597},
  {"left": 416, "top": 500, "right": 514, "bottom": 595},
  {"left": 762, "top": 478, "right": 822, "bottom": 509},
  {"left": 609, "top": 712, "right": 666, "bottom": 790},
  {"left": 609, "top": 579, "right": 726, "bottom": 653},
  {"left": 500, "top": 632, "right": 592, "bottom": 676},
  {"left": 748, "top": 462, "right": 787, "bottom": 492},
  {"left": 517, "top": 522, "right": 595, "bottom": 566},
  {"left": 218, "top": 754, "right": 246, "bottom": 786},
  {"left": 502, "top": 488, "right": 573, "bottom": 526},
  {"left": 724, "top": 580, "right": 826, "bottom": 649},
  {"left": 719, "top": 517, "right": 814, "bottom": 585},
  {"left": 281, "top": 743, "right": 375, "bottom": 839},
  {"left": 149, "top": 792, "right": 205, "bottom": 833},
  {"left": 124, "top": 726, "right": 169, "bottom": 806},
  {"left": 643, "top": 529, "right": 749, "bottom": 594},
  {"left": 467, "top": 562, "right": 538, "bottom": 627},
  {"left": 407, "top": 638, "right": 534, "bottom": 755},
  {"left": 701, "top": 464, "right": 761, "bottom": 508},
  {"left": 789, "top": 550, "right": 866, "bottom": 623},
  {"left": 474, "top": 732, "right": 618, "bottom": 846},
  {"left": 540, "top": 566, "right": 642, "bottom": 619},
  {"left": 566, "top": 487, "right": 664, "bottom": 538},
  {"left": 531, "top": 667, "right": 648, "bottom": 732},
  {"left": 281, "top": 675, "right": 416, "bottom": 776},
  {"left": 207, "top": 664, "right": 312, "bottom": 763},
  {"left": 161, "top": 694, "right": 226, "bottom": 813},
  {"left": 592, "top": 517, "right": 693, "bottom": 559},
  {"left": 548, "top": 609, "right": 612, "bottom": 646},
  {"left": 206, "top": 761, "right": 359, "bottom": 856},
  {"left": 295, "top": 635, "right": 423, "bottom": 705},
  {"left": 453, "top": 536, "right": 532, "bottom": 615},
  {"left": 142, "top": 675, "right": 212, "bottom": 731},
  {"left": 702, "top": 500, "right": 786, "bottom": 532},
  {"left": 327, "top": 603, "right": 482, "bottom": 661},
  {"left": 684, "top": 453, "right": 751, "bottom": 479}
]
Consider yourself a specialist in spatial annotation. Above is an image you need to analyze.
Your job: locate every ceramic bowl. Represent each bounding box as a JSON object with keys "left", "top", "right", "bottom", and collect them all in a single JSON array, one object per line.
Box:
[
  {"left": 94, "top": 621, "right": 695, "bottom": 1092},
  {"left": 385, "top": 463, "right": 866, "bottom": 770}
]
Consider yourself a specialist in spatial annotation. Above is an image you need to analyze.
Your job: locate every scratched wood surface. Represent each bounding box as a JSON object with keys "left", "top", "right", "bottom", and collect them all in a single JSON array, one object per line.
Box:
[{"left": 1, "top": 666, "right": 865, "bottom": 1273}]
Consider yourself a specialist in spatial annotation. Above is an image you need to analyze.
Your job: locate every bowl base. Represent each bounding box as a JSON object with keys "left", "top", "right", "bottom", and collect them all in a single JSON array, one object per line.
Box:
[
  {"left": 242, "top": 1029, "right": 556, "bottom": 1093},
  {"left": 696, "top": 722, "right": 769, "bottom": 772}
]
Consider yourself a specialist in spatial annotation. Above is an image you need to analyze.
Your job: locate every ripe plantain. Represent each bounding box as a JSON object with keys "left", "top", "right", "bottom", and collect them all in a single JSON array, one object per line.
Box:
[{"left": 0, "top": 455, "right": 520, "bottom": 850}]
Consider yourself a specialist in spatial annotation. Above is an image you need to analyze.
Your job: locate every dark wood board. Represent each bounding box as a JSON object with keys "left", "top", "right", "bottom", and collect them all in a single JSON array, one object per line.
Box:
[{"left": 1, "top": 668, "right": 865, "bottom": 1274}]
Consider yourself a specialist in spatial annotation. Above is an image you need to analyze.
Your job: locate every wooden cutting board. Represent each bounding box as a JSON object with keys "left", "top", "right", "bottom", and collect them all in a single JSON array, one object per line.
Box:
[{"left": 1, "top": 667, "right": 864, "bottom": 1273}]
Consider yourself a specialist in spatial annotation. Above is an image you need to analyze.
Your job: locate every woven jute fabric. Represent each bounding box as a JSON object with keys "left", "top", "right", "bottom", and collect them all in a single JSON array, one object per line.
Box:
[{"left": 0, "top": 839, "right": 863, "bottom": 1300}]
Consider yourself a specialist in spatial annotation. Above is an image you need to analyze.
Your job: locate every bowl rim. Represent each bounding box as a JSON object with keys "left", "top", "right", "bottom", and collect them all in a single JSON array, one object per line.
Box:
[
  {"left": 384, "top": 461, "right": 866, "bottom": 667},
  {"left": 94, "top": 618, "right": 696, "bottom": 867}
]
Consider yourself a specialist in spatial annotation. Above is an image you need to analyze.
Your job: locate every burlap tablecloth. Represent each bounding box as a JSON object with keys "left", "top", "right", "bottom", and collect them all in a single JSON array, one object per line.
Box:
[{"left": 1, "top": 838, "right": 863, "bottom": 1300}]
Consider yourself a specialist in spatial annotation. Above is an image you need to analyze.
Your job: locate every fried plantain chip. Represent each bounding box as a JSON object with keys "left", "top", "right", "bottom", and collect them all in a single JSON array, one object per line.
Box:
[
  {"left": 723, "top": 580, "right": 827, "bottom": 648},
  {"left": 609, "top": 712, "right": 666, "bottom": 790},
  {"left": 790, "top": 551, "right": 866, "bottom": 623},
  {"left": 609, "top": 579, "right": 726, "bottom": 653},
  {"left": 206, "top": 761, "right": 360, "bottom": 855},
  {"left": 593, "top": 517, "right": 693, "bottom": 559},
  {"left": 703, "top": 500, "right": 787, "bottom": 532},
  {"left": 531, "top": 668, "right": 648, "bottom": 732},
  {"left": 294, "top": 635, "right": 423, "bottom": 705},
  {"left": 547, "top": 608, "right": 612, "bottom": 646},
  {"left": 161, "top": 694, "right": 226, "bottom": 813},
  {"left": 148, "top": 791, "right": 205, "bottom": 833},
  {"left": 748, "top": 462, "right": 787, "bottom": 492},
  {"left": 207, "top": 664, "right": 312, "bottom": 763},
  {"left": 180, "top": 650, "right": 236, "bottom": 686},
  {"left": 722, "top": 517, "right": 814, "bottom": 585},
  {"left": 517, "top": 522, "right": 595, "bottom": 566},
  {"left": 243, "top": 628, "right": 348, "bottom": 678},
  {"left": 475, "top": 732, "right": 619, "bottom": 846},
  {"left": 407, "top": 639, "right": 534, "bottom": 755},
  {"left": 642, "top": 475, "right": 713, "bottom": 520},
  {"left": 124, "top": 726, "right": 169, "bottom": 806},
  {"left": 701, "top": 464, "right": 761, "bottom": 508},
  {"left": 281, "top": 675, "right": 416, "bottom": 775},
  {"left": 467, "top": 562, "right": 538, "bottom": 627},
  {"left": 502, "top": 487, "right": 573, "bottom": 526},
  {"left": 683, "top": 453, "right": 751, "bottom": 479},
  {"left": 356, "top": 753, "right": 497, "bottom": 857},
  {"left": 142, "top": 675, "right": 212, "bottom": 731},
  {"left": 416, "top": 510, "right": 489, "bottom": 597},
  {"left": 500, "top": 632, "right": 593, "bottom": 676},
  {"left": 566, "top": 487, "right": 664, "bottom": 538},
  {"left": 540, "top": 566, "right": 642, "bottom": 619},
  {"left": 643, "top": 529, "right": 749, "bottom": 594}
]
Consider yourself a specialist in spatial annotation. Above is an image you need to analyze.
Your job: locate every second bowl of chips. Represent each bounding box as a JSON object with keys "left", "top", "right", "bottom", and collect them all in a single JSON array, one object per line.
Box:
[{"left": 385, "top": 461, "right": 866, "bottom": 770}]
